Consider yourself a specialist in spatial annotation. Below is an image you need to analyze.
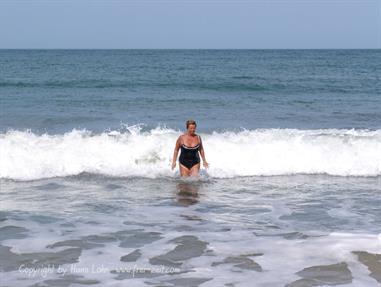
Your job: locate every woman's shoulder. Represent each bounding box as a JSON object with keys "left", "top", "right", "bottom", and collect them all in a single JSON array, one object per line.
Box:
[{"left": 178, "top": 134, "right": 186, "bottom": 141}]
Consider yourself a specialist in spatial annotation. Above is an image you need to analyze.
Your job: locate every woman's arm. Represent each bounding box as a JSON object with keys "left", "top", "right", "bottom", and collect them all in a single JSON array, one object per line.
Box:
[
  {"left": 198, "top": 136, "right": 209, "bottom": 168},
  {"left": 171, "top": 136, "right": 181, "bottom": 170}
]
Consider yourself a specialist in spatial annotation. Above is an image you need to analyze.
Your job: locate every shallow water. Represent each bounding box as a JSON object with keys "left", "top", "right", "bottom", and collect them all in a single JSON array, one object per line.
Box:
[{"left": 1, "top": 174, "right": 381, "bottom": 286}]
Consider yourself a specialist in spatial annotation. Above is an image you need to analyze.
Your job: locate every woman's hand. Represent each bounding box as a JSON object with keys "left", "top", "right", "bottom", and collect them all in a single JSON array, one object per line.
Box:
[
  {"left": 203, "top": 161, "right": 209, "bottom": 169},
  {"left": 171, "top": 161, "right": 176, "bottom": 170}
]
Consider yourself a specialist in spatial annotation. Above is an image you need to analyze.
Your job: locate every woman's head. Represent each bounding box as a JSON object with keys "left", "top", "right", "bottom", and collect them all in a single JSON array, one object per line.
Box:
[{"left": 186, "top": 119, "right": 197, "bottom": 133}]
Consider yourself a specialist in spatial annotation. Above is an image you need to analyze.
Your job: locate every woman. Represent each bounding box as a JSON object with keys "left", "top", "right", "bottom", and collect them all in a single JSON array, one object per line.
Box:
[{"left": 171, "top": 119, "right": 209, "bottom": 177}]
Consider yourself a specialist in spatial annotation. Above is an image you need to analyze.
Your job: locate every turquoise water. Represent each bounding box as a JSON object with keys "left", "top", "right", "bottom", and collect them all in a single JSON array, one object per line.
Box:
[
  {"left": 1, "top": 50, "right": 381, "bottom": 286},
  {"left": 1, "top": 49, "right": 380, "bottom": 133}
]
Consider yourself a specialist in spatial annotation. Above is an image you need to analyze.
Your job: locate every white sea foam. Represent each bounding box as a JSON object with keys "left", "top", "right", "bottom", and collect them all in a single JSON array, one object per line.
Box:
[{"left": 1, "top": 127, "right": 381, "bottom": 181}]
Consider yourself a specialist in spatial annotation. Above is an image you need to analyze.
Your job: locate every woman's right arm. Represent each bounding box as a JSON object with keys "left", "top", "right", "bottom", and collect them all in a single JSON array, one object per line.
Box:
[{"left": 171, "top": 136, "right": 181, "bottom": 170}]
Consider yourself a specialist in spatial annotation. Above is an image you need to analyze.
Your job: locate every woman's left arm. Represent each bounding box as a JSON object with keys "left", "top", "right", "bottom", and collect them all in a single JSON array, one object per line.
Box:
[{"left": 199, "top": 136, "right": 209, "bottom": 168}]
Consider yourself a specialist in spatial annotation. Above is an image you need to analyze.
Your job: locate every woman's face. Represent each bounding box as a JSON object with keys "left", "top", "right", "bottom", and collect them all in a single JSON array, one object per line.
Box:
[{"left": 187, "top": 124, "right": 196, "bottom": 134}]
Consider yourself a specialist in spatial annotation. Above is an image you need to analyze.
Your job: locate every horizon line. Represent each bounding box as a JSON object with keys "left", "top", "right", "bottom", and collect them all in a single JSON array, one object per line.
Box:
[{"left": 0, "top": 48, "right": 380, "bottom": 50}]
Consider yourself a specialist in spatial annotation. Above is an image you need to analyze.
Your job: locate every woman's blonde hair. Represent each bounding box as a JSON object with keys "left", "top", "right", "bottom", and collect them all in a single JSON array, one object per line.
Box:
[{"left": 186, "top": 119, "right": 197, "bottom": 129}]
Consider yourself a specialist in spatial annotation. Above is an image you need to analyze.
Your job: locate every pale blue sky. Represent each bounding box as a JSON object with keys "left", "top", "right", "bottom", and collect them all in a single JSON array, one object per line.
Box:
[{"left": 0, "top": 0, "right": 380, "bottom": 49}]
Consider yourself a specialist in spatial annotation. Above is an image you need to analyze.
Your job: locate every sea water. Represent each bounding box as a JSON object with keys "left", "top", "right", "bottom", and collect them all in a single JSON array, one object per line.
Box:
[{"left": 1, "top": 49, "right": 381, "bottom": 286}]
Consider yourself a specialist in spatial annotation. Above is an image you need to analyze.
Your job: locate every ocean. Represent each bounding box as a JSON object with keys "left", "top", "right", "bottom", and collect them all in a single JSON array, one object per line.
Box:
[{"left": 1, "top": 49, "right": 381, "bottom": 286}]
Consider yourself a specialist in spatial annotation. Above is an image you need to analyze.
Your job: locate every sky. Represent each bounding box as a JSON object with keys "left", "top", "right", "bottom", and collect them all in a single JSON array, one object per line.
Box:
[{"left": 0, "top": 0, "right": 380, "bottom": 49}]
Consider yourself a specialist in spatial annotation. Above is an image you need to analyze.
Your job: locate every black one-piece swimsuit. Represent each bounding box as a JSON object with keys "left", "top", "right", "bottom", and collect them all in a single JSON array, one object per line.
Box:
[{"left": 179, "top": 136, "right": 201, "bottom": 170}]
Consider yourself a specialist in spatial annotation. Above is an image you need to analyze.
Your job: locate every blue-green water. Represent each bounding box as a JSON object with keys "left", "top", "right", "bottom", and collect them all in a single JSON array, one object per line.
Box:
[{"left": 1, "top": 49, "right": 380, "bottom": 134}]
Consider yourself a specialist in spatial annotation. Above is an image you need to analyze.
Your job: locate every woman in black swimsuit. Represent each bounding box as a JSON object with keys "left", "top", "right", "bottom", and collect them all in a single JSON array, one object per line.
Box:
[{"left": 171, "top": 119, "right": 209, "bottom": 177}]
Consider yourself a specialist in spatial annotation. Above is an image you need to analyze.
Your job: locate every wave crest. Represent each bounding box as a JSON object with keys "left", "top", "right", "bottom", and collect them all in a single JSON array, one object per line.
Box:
[{"left": 1, "top": 127, "right": 381, "bottom": 181}]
